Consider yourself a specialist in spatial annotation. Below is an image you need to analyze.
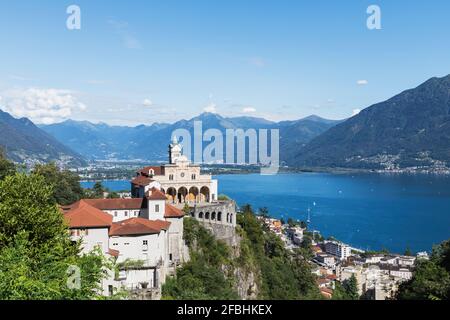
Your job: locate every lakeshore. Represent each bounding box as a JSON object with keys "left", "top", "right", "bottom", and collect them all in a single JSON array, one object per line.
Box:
[{"left": 82, "top": 172, "right": 450, "bottom": 254}]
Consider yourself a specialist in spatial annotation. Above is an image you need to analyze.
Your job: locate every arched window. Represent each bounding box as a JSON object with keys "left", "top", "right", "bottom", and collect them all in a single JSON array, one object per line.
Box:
[
  {"left": 217, "top": 212, "right": 222, "bottom": 221},
  {"left": 169, "top": 174, "right": 174, "bottom": 181},
  {"left": 199, "top": 212, "right": 203, "bottom": 219},
  {"left": 229, "top": 214, "right": 233, "bottom": 223},
  {"left": 211, "top": 212, "right": 216, "bottom": 220},
  {"left": 205, "top": 212, "right": 210, "bottom": 220}
]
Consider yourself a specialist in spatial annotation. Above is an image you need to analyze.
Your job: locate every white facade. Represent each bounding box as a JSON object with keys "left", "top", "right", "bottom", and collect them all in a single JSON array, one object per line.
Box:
[
  {"left": 70, "top": 227, "right": 109, "bottom": 255},
  {"left": 324, "top": 241, "right": 351, "bottom": 261}
]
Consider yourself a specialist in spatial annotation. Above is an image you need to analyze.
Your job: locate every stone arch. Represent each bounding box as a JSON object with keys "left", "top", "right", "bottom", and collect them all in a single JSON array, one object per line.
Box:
[
  {"left": 211, "top": 212, "right": 216, "bottom": 220},
  {"left": 188, "top": 186, "right": 199, "bottom": 202},
  {"left": 200, "top": 186, "right": 210, "bottom": 202},
  {"left": 218, "top": 212, "right": 222, "bottom": 221},
  {"left": 160, "top": 188, "right": 165, "bottom": 194},
  {"left": 166, "top": 187, "right": 177, "bottom": 203},
  {"left": 177, "top": 187, "right": 188, "bottom": 203},
  {"left": 199, "top": 212, "right": 204, "bottom": 219},
  {"left": 205, "top": 212, "right": 210, "bottom": 220}
]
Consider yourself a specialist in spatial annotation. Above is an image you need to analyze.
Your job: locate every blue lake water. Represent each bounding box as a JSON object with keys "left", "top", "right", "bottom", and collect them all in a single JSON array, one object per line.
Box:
[{"left": 81, "top": 173, "right": 450, "bottom": 254}]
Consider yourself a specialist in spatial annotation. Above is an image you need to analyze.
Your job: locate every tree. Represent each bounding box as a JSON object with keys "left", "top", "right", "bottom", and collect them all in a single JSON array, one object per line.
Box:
[
  {"left": 106, "top": 191, "right": 120, "bottom": 199},
  {"left": 397, "top": 239, "right": 450, "bottom": 300},
  {"left": 0, "top": 173, "right": 109, "bottom": 299},
  {"left": 342, "top": 274, "right": 359, "bottom": 300},
  {"left": 404, "top": 247, "right": 413, "bottom": 256},
  {"left": 0, "top": 149, "right": 15, "bottom": 181},
  {"left": 92, "top": 182, "right": 104, "bottom": 198},
  {"left": 32, "top": 163, "right": 84, "bottom": 205}
]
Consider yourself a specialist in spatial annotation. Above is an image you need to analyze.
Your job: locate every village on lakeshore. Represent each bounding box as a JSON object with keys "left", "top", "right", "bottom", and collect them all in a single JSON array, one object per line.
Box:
[{"left": 259, "top": 216, "right": 430, "bottom": 300}]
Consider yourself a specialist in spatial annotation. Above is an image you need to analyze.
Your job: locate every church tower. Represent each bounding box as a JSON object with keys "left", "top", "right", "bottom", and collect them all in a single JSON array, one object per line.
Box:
[{"left": 168, "top": 136, "right": 182, "bottom": 164}]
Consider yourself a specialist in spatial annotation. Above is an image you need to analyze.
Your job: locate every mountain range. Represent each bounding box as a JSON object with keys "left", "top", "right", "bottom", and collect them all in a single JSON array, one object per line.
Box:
[
  {"left": 2, "top": 74, "right": 449, "bottom": 171},
  {"left": 294, "top": 74, "right": 450, "bottom": 170},
  {"left": 39, "top": 113, "right": 341, "bottom": 163},
  {"left": 0, "top": 109, "right": 85, "bottom": 166}
]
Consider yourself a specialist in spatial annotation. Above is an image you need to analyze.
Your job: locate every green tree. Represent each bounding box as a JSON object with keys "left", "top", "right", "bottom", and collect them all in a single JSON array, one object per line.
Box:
[
  {"left": 0, "top": 149, "right": 15, "bottom": 181},
  {"left": 106, "top": 191, "right": 120, "bottom": 199},
  {"left": 404, "top": 247, "right": 413, "bottom": 256},
  {"left": 92, "top": 182, "right": 105, "bottom": 199},
  {"left": 0, "top": 173, "right": 109, "bottom": 299},
  {"left": 32, "top": 163, "right": 84, "bottom": 205},
  {"left": 397, "top": 239, "right": 450, "bottom": 300},
  {"left": 342, "top": 274, "right": 359, "bottom": 300}
]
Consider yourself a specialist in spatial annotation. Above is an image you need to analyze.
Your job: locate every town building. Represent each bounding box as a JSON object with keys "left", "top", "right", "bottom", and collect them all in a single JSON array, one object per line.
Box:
[
  {"left": 324, "top": 240, "right": 352, "bottom": 261},
  {"left": 63, "top": 138, "right": 236, "bottom": 297},
  {"left": 131, "top": 136, "right": 218, "bottom": 203}
]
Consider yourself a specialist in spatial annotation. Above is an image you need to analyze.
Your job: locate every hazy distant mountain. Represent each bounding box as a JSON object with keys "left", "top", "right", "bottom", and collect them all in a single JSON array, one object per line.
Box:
[
  {"left": 293, "top": 74, "right": 450, "bottom": 170},
  {"left": 0, "top": 109, "right": 85, "bottom": 166},
  {"left": 40, "top": 112, "right": 340, "bottom": 163}
]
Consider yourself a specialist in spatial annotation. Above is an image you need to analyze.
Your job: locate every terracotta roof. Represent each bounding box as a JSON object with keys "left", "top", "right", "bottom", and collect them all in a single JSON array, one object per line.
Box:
[
  {"left": 84, "top": 198, "right": 145, "bottom": 210},
  {"left": 137, "top": 166, "right": 164, "bottom": 176},
  {"left": 165, "top": 204, "right": 185, "bottom": 218},
  {"left": 131, "top": 175, "right": 153, "bottom": 187},
  {"left": 108, "top": 248, "right": 120, "bottom": 257},
  {"left": 146, "top": 187, "right": 167, "bottom": 201},
  {"left": 320, "top": 287, "right": 334, "bottom": 296},
  {"left": 64, "top": 200, "right": 113, "bottom": 228},
  {"left": 109, "top": 218, "right": 170, "bottom": 236}
]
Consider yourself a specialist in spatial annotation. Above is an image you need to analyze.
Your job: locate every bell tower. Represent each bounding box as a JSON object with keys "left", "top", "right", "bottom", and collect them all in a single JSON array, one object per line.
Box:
[{"left": 169, "top": 136, "right": 182, "bottom": 164}]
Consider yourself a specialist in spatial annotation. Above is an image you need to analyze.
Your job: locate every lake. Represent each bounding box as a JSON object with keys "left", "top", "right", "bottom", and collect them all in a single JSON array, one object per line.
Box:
[{"left": 81, "top": 173, "right": 450, "bottom": 253}]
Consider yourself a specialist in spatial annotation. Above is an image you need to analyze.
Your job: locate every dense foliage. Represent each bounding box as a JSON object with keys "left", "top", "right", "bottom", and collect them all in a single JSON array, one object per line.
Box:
[
  {"left": 162, "top": 218, "right": 238, "bottom": 299},
  {"left": 32, "top": 163, "right": 85, "bottom": 205},
  {"left": 238, "top": 205, "right": 320, "bottom": 299},
  {"left": 0, "top": 149, "right": 15, "bottom": 180},
  {"left": 397, "top": 239, "right": 450, "bottom": 300},
  {"left": 0, "top": 172, "right": 110, "bottom": 299},
  {"left": 163, "top": 205, "right": 320, "bottom": 300}
]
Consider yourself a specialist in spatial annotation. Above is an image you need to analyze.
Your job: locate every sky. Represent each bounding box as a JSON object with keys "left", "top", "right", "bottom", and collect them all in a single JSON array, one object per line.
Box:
[{"left": 0, "top": 0, "right": 449, "bottom": 126}]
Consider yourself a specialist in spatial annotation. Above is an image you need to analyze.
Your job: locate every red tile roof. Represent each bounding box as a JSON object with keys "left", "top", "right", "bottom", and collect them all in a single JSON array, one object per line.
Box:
[
  {"left": 165, "top": 204, "right": 185, "bottom": 218},
  {"left": 108, "top": 248, "right": 120, "bottom": 257},
  {"left": 64, "top": 200, "right": 113, "bottom": 228},
  {"left": 137, "top": 166, "right": 164, "bottom": 176},
  {"left": 109, "top": 218, "right": 170, "bottom": 236},
  {"left": 131, "top": 175, "right": 153, "bottom": 187},
  {"left": 84, "top": 198, "right": 145, "bottom": 210},
  {"left": 146, "top": 187, "right": 167, "bottom": 201}
]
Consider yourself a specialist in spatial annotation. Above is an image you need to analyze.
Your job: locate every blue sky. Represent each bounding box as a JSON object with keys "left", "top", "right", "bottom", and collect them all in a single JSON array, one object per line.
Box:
[{"left": 0, "top": 0, "right": 449, "bottom": 125}]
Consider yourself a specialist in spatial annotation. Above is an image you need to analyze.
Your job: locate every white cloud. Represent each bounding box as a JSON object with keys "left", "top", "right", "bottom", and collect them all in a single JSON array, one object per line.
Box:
[
  {"left": 203, "top": 102, "right": 217, "bottom": 113},
  {"left": 352, "top": 109, "right": 361, "bottom": 116},
  {"left": 1, "top": 88, "right": 87, "bottom": 124},
  {"left": 242, "top": 107, "right": 256, "bottom": 113},
  {"left": 357, "top": 79, "right": 368, "bottom": 85},
  {"left": 142, "top": 98, "right": 153, "bottom": 107}
]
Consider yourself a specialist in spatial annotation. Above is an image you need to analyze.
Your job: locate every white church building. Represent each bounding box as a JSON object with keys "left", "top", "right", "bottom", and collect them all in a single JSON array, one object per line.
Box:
[{"left": 63, "top": 137, "right": 236, "bottom": 297}]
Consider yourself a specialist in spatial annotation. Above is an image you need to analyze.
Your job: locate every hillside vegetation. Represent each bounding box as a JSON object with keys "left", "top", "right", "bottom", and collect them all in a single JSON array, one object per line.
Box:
[{"left": 162, "top": 205, "right": 321, "bottom": 300}]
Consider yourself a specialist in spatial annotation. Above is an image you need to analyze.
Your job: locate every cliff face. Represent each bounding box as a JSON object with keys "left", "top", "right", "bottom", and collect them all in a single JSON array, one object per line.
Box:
[{"left": 161, "top": 217, "right": 261, "bottom": 300}]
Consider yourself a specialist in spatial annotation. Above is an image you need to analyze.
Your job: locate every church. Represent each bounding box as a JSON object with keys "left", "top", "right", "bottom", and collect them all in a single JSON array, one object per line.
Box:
[
  {"left": 62, "top": 137, "right": 236, "bottom": 297},
  {"left": 131, "top": 136, "right": 218, "bottom": 204}
]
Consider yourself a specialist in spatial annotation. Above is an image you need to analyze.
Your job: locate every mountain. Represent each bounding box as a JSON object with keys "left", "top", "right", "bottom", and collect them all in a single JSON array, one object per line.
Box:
[
  {"left": 0, "top": 109, "right": 86, "bottom": 166},
  {"left": 293, "top": 75, "right": 450, "bottom": 170},
  {"left": 40, "top": 113, "right": 340, "bottom": 163}
]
